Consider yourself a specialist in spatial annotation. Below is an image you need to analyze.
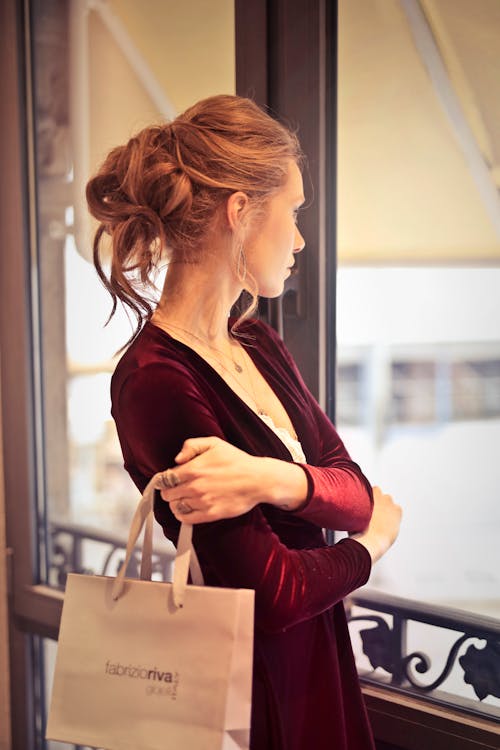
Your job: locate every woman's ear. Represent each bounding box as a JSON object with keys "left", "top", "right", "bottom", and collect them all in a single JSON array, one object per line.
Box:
[{"left": 226, "top": 191, "right": 249, "bottom": 232}]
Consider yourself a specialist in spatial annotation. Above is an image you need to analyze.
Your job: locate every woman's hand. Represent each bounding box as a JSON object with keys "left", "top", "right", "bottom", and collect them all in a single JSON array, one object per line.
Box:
[
  {"left": 159, "top": 436, "right": 308, "bottom": 523},
  {"left": 350, "top": 487, "right": 402, "bottom": 563}
]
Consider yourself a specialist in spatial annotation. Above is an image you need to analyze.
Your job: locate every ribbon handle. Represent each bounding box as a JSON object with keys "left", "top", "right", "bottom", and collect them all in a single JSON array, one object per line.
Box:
[{"left": 111, "top": 472, "right": 204, "bottom": 607}]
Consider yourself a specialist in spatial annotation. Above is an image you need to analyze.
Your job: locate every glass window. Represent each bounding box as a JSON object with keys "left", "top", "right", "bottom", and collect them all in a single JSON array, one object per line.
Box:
[
  {"left": 390, "top": 360, "right": 437, "bottom": 424},
  {"left": 452, "top": 359, "right": 500, "bottom": 419},
  {"left": 30, "top": 0, "right": 235, "bottom": 589},
  {"left": 337, "top": 0, "right": 500, "bottom": 718},
  {"left": 26, "top": 1, "right": 235, "bottom": 741},
  {"left": 336, "top": 360, "right": 366, "bottom": 425}
]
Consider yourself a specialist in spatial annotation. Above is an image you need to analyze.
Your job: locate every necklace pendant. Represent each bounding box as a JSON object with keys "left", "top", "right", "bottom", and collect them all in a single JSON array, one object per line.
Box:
[{"left": 234, "top": 363, "right": 243, "bottom": 373}]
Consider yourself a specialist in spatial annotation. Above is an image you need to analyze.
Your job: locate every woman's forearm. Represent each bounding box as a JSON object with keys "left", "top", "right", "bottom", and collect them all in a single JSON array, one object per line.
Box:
[
  {"left": 159, "top": 435, "right": 372, "bottom": 529},
  {"left": 258, "top": 457, "right": 309, "bottom": 511},
  {"left": 258, "top": 457, "right": 373, "bottom": 532}
]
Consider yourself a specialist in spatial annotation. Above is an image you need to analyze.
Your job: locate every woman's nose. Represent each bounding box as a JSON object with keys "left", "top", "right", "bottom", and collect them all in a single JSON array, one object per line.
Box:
[{"left": 294, "top": 227, "right": 305, "bottom": 253}]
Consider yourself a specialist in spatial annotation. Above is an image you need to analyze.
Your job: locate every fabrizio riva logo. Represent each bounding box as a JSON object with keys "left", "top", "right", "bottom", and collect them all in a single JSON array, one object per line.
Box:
[{"left": 104, "top": 660, "right": 180, "bottom": 699}]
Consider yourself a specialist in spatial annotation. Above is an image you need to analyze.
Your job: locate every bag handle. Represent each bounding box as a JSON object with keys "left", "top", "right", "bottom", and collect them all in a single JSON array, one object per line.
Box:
[{"left": 111, "top": 472, "right": 204, "bottom": 608}]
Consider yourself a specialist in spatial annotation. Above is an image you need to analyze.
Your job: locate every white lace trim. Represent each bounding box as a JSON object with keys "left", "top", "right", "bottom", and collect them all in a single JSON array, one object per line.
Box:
[{"left": 258, "top": 412, "right": 306, "bottom": 463}]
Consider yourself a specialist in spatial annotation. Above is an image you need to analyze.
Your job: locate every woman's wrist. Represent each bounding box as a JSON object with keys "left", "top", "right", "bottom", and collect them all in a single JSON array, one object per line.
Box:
[
  {"left": 259, "top": 457, "right": 309, "bottom": 511},
  {"left": 350, "top": 530, "right": 394, "bottom": 564},
  {"left": 350, "top": 488, "right": 402, "bottom": 564},
  {"left": 349, "top": 533, "right": 381, "bottom": 564}
]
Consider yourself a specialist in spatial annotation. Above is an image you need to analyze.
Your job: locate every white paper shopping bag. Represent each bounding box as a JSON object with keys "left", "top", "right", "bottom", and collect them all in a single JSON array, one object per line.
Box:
[{"left": 46, "top": 473, "right": 255, "bottom": 750}]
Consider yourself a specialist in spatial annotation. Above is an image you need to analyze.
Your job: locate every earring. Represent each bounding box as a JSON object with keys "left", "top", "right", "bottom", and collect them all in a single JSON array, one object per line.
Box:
[{"left": 236, "top": 243, "right": 247, "bottom": 281}]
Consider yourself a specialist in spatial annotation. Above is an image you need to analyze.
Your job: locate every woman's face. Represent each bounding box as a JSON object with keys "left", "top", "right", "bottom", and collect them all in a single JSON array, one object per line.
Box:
[{"left": 244, "top": 161, "right": 305, "bottom": 298}]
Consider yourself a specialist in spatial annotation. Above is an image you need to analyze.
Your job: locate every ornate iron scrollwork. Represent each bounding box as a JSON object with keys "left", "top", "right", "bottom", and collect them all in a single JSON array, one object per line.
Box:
[
  {"left": 349, "top": 616, "right": 395, "bottom": 673},
  {"left": 49, "top": 522, "right": 173, "bottom": 589},
  {"left": 51, "top": 530, "right": 94, "bottom": 587},
  {"left": 400, "top": 633, "right": 471, "bottom": 692},
  {"left": 459, "top": 641, "right": 500, "bottom": 701},
  {"left": 348, "top": 598, "right": 500, "bottom": 710}
]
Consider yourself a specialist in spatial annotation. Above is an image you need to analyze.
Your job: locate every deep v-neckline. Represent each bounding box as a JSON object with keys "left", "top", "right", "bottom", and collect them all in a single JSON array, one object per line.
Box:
[{"left": 146, "top": 321, "right": 305, "bottom": 461}]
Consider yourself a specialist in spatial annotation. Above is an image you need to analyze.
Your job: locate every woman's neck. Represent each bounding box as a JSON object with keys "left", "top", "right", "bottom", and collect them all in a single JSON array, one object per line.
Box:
[{"left": 152, "top": 255, "right": 242, "bottom": 344}]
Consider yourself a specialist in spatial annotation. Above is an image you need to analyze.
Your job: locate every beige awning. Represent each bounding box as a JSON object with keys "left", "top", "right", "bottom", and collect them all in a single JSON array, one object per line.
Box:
[{"left": 338, "top": 0, "right": 500, "bottom": 263}]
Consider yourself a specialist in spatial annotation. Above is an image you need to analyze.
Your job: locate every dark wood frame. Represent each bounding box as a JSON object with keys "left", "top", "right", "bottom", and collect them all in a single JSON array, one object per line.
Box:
[
  {"left": 1, "top": 0, "right": 38, "bottom": 747},
  {"left": 236, "top": 0, "right": 337, "bottom": 410},
  {"left": 1, "top": 1, "right": 67, "bottom": 746}
]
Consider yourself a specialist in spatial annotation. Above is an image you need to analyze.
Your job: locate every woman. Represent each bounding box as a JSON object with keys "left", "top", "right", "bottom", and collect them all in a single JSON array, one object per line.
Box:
[{"left": 87, "top": 94, "right": 401, "bottom": 750}]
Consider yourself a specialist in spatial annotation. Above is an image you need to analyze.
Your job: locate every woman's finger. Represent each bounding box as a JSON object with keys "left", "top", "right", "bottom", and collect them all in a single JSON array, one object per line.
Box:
[
  {"left": 159, "top": 478, "right": 196, "bottom": 501},
  {"left": 174, "top": 436, "right": 220, "bottom": 464},
  {"left": 170, "top": 503, "right": 202, "bottom": 522}
]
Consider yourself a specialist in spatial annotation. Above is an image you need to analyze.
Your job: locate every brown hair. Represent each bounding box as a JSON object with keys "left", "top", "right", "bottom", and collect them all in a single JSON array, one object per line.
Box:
[{"left": 86, "top": 94, "right": 303, "bottom": 345}]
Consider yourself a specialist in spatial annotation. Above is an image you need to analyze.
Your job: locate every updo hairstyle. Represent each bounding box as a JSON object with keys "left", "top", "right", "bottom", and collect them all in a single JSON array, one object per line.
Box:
[{"left": 86, "top": 94, "right": 303, "bottom": 344}]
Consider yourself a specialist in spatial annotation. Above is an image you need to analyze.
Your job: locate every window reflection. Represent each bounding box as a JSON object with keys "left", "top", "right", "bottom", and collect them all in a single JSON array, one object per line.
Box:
[
  {"left": 337, "top": 0, "right": 500, "bottom": 621},
  {"left": 30, "top": 0, "right": 235, "bottom": 586}
]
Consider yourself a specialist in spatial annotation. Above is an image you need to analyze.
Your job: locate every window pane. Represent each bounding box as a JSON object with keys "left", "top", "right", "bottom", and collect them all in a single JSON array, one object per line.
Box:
[
  {"left": 452, "top": 360, "right": 500, "bottom": 419},
  {"left": 337, "top": 0, "right": 500, "bottom": 625},
  {"left": 390, "top": 361, "right": 437, "bottom": 423},
  {"left": 29, "top": 0, "right": 235, "bottom": 584}
]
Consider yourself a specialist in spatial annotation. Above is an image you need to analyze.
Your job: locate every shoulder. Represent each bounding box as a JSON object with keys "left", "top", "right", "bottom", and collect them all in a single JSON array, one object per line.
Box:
[{"left": 111, "top": 323, "right": 203, "bottom": 405}]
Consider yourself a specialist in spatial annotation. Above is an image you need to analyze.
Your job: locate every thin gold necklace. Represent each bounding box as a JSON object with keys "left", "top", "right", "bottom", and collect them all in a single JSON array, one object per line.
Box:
[
  {"left": 218, "top": 355, "right": 267, "bottom": 417},
  {"left": 153, "top": 318, "right": 266, "bottom": 414},
  {"left": 154, "top": 316, "right": 298, "bottom": 439},
  {"left": 157, "top": 320, "right": 244, "bottom": 373}
]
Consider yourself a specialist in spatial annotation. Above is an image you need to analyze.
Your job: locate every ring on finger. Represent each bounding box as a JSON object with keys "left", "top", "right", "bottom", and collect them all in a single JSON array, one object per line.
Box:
[
  {"left": 169, "top": 470, "right": 181, "bottom": 487},
  {"left": 160, "top": 469, "right": 181, "bottom": 489},
  {"left": 159, "top": 471, "right": 171, "bottom": 489},
  {"left": 176, "top": 500, "right": 194, "bottom": 515}
]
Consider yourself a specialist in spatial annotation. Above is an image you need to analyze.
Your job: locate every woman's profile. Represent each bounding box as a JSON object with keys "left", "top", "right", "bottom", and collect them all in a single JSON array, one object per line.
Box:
[{"left": 86, "top": 94, "right": 401, "bottom": 750}]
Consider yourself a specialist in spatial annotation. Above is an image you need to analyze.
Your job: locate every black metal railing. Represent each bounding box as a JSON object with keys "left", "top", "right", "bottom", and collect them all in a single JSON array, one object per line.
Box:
[
  {"left": 348, "top": 589, "right": 500, "bottom": 720},
  {"left": 49, "top": 521, "right": 175, "bottom": 589}
]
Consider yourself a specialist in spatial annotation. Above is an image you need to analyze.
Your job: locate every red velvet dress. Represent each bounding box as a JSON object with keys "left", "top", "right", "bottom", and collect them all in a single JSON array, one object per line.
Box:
[{"left": 111, "top": 319, "right": 376, "bottom": 749}]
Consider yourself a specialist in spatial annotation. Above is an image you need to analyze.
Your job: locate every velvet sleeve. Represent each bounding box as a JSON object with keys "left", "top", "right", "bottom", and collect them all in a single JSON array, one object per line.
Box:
[
  {"left": 261, "top": 323, "right": 374, "bottom": 532},
  {"left": 295, "top": 404, "right": 374, "bottom": 532},
  {"left": 113, "top": 363, "right": 372, "bottom": 633}
]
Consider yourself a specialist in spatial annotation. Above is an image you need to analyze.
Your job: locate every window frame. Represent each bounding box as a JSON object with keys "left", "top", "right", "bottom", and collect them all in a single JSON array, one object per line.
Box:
[{"left": 1, "top": 0, "right": 499, "bottom": 747}]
